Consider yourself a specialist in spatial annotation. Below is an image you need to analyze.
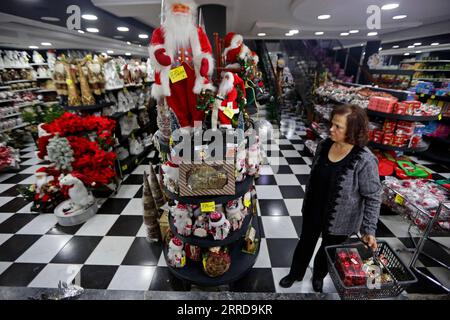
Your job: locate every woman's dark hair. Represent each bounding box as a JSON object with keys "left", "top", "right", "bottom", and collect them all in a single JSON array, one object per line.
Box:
[{"left": 331, "top": 104, "right": 369, "bottom": 147}]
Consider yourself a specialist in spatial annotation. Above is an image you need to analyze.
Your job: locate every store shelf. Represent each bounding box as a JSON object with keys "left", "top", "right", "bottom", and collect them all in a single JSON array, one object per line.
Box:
[
  {"left": 0, "top": 66, "right": 32, "bottom": 69},
  {"left": 2, "top": 113, "right": 21, "bottom": 119},
  {"left": 164, "top": 215, "right": 260, "bottom": 287},
  {"left": 118, "top": 123, "right": 152, "bottom": 144},
  {"left": 36, "top": 89, "right": 57, "bottom": 93},
  {"left": 163, "top": 175, "right": 254, "bottom": 205},
  {"left": 366, "top": 109, "right": 440, "bottom": 121},
  {"left": 401, "top": 60, "right": 450, "bottom": 64},
  {"left": 0, "top": 99, "right": 15, "bottom": 104},
  {"left": 413, "top": 78, "right": 450, "bottom": 82},
  {"left": 416, "top": 93, "right": 450, "bottom": 102},
  {"left": 169, "top": 212, "right": 253, "bottom": 248},
  {"left": 0, "top": 123, "right": 29, "bottom": 133},
  {"left": 39, "top": 101, "right": 59, "bottom": 106},
  {"left": 369, "top": 69, "right": 415, "bottom": 75},
  {"left": 29, "top": 63, "right": 48, "bottom": 66},
  {"left": 369, "top": 141, "right": 429, "bottom": 153},
  {"left": 415, "top": 69, "right": 450, "bottom": 72},
  {"left": 35, "top": 77, "right": 52, "bottom": 80},
  {"left": 63, "top": 101, "right": 114, "bottom": 111},
  {"left": 4, "top": 79, "right": 35, "bottom": 84},
  {"left": 0, "top": 86, "right": 11, "bottom": 90},
  {"left": 10, "top": 87, "right": 39, "bottom": 93},
  {"left": 16, "top": 100, "right": 40, "bottom": 108}
]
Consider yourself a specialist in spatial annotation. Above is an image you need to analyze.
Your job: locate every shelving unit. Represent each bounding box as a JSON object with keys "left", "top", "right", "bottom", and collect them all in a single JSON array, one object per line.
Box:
[
  {"left": 0, "top": 65, "right": 32, "bottom": 69},
  {"left": 366, "top": 109, "right": 441, "bottom": 122},
  {"left": 368, "top": 141, "right": 429, "bottom": 153},
  {"left": 0, "top": 122, "right": 29, "bottom": 133}
]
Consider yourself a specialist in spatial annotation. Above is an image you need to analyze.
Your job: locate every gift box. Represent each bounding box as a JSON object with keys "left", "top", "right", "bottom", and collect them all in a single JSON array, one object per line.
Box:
[
  {"left": 335, "top": 248, "right": 367, "bottom": 287},
  {"left": 393, "top": 134, "right": 409, "bottom": 147},
  {"left": 368, "top": 96, "right": 398, "bottom": 113},
  {"left": 383, "top": 120, "right": 397, "bottom": 133},
  {"left": 373, "top": 130, "right": 384, "bottom": 143},
  {"left": 382, "top": 133, "right": 394, "bottom": 145}
]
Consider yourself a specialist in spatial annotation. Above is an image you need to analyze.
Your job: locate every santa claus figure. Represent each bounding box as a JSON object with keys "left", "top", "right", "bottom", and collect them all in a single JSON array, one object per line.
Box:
[
  {"left": 222, "top": 32, "right": 251, "bottom": 69},
  {"left": 35, "top": 167, "right": 54, "bottom": 194},
  {"left": 215, "top": 72, "right": 246, "bottom": 129},
  {"left": 149, "top": 0, "right": 215, "bottom": 129}
]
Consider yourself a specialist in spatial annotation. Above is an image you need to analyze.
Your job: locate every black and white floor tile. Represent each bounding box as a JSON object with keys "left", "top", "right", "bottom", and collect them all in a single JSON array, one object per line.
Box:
[{"left": 0, "top": 105, "right": 449, "bottom": 295}]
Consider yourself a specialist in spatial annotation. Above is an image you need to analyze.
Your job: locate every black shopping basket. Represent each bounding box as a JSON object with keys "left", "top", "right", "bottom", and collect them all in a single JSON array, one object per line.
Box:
[{"left": 325, "top": 236, "right": 417, "bottom": 300}]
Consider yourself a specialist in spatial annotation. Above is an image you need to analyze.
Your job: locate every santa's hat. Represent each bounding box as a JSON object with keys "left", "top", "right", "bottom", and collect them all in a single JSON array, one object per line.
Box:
[
  {"left": 223, "top": 32, "right": 243, "bottom": 49},
  {"left": 35, "top": 167, "right": 48, "bottom": 175},
  {"left": 232, "top": 73, "right": 246, "bottom": 98},
  {"left": 164, "top": 0, "right": 198, "bottom": 12},
  {"left": 169, "top": 237, "right": 183, "bottom": 250},
  {"left": 209, "top": 212, "right": 226, "bottom": 227}
]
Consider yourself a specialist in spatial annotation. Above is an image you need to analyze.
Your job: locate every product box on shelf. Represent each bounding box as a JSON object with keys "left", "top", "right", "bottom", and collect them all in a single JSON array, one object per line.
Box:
[
  {"left": 368, "top": 96, "right": 398, "bottom": 113},
  {"left": 383, "top": 120, "right": 397, "bottom": 133},
  {"left": 335, "top": 248, "right": 367, "bottom": 287}
]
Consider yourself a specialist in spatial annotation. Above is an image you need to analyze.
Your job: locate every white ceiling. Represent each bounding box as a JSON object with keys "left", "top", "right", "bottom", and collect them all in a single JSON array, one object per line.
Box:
[
  {"left": 0, "top": 12, "right": 148, "bottom": 56},
  {"left": 92, "top": 0, "right": 450, "bottom": 41}
]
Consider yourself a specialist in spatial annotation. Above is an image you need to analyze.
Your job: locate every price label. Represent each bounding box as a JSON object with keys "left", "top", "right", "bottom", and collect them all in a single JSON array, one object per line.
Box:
[
  {"left": 169, "top": 65, "right": 188, "bottom": 83},
  {"left": 181, "top": 256, "right": 186, "bottom": 267},
  {"left": 202, "top": 257, "right": 207, "bottom": 270},
  {"left": 223, "top": 106, "right": 235, "bottom": 119},
  {"left": 66, "top": 79, "right": 73, "bottom": 86},
  {"left": 431, "top": 95, "right": 436, "bottom": 99},
  {"left": 169, "top": 135, "right": 173, "bottom": 147},
  {"left": 244, "top": 198, "right": 251, "bottom": 208},
  {"left": 201, "top": 201, "right": 216, "bottom": 212},
  {"left": 439, "top": 114, "right": 443, "bottom": 121},
  {"left": 420, "top": 94, "right": 425, "bottom": 97},
  {"left": 394, "top": 194, "right": 405, "bottom": 206},
  {"left": 121, "top": 164, "right": 128, "bottom": 171}
]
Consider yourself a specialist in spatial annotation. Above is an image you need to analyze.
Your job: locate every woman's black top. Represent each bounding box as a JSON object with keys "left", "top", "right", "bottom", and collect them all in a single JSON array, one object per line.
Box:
[{"left": 306, "top": 141, "right": 358, "bottom": 228}]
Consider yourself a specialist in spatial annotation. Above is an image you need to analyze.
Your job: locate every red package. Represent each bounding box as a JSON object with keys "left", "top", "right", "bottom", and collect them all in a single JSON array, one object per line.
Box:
[
  {"left": 383, "top": 120, "right": 397, "bottom": 133},
  {"left": 394, "top": 102, "right": 408, "bottom": 115},
  {"left": 382, "top": 133, "right": 394, "bottom": 145},
  {"left": 373, "top": 130, "right": 384, "bottom": 143},
  {"left": 185, "top": 243, "right": 201, "bottom": 262},
  {"left": 393, "top": 134, "right": 408, "bottom": 147},
  {"left": 335, "top": 248, "right": 366, "bottom": 287},
  {"left": 409, "top": 134, "right": 422, "bottom": 148}
]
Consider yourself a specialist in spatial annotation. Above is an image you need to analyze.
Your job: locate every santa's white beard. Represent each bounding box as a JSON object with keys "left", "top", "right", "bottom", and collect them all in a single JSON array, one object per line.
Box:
[
  {"left": 218, "top": 74, "right": 234, "bottom": 97},
  {"left": 163, "top": 12, "right": 196, "bottom": 49}
]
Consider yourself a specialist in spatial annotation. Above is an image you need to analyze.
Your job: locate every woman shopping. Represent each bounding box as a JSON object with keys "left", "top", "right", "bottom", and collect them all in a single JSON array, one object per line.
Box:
[{"left": 279, "top": 104, "right": 382, "bottom": 292}]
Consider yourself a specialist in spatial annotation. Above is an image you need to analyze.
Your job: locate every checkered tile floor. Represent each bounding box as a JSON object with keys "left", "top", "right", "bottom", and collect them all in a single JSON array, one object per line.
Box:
[{"left": 0, "top": 106, "right": 449, "bottom": 295}]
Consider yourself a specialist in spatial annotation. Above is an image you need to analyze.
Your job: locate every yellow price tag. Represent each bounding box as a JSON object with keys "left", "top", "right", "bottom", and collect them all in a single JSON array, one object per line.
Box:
[
  {"left": 201, "top": 201, "right": 216, "bottom": 212},
  {"left": 244, "top": 198, "right": 251, "bottom": 208},
  {"left": 431, "top": 95, "right": 436, "bottom": 99},
  {"left": 394, "top": 194, "right": 405, "bottom": 206},
  {"left": 420, "top": 94, "right": 425, "bottom": 97},
  {"left": 438, "top": 114, "right": 443, "bottom": 121},
  {"left": 169, "top": 65, "right": 188, "bottom": 83},
  {"left": 181, "top": 256, "right": 186, "bottom": 267},
  {"left": 123, "top": 87, "right": 128, "bottom": 93},
  {"left": 66, "top": 79, "right": 73, "bottom": 85},
  {"left": 121, "top": 164, "right": 128, "bottom": 171},
  {"left": 202, "top": 257, "right": 207, "bottom": 270},
  {"left": 223, "top": 106, "right": 235, "bottom": 119},
  {"left": 169, "top": 135, "right": 173, "bottom": 147}
]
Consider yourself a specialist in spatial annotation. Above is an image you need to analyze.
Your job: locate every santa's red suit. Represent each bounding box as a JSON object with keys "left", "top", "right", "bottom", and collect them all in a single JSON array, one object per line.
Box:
[
  {"left": 222, "top": 32, "right": 251, "bottom": 69},
  {"left": 216, "top": 72, "right": 246, "bottom": 128},
  {"left": 149, "top": 0, "right": 215, "bottom": 128}
]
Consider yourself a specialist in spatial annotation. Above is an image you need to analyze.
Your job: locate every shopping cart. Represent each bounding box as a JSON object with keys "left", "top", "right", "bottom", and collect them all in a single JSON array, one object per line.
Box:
[{"left": 325, "top": 236, "right": 417, "bottom": 300}]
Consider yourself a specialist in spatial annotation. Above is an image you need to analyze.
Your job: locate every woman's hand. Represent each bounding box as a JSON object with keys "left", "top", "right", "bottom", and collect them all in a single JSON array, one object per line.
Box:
[{"left": 361, "top": 234, "right": 378, "bottom": 250}]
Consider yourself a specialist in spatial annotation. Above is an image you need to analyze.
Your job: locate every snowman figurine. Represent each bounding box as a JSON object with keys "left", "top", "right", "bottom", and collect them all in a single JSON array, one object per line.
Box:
[
  {"left": 208, "top": 212, "right": 231, "bottom": 240},
  {"left": 225, "top": 199, "right": 245, "bottom": 231}
]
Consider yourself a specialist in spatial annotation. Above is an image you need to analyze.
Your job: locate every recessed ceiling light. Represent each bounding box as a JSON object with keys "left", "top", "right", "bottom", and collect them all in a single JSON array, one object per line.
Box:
[
  {"left": 367, "top": 32, "right": 378, "bottom": 36},
  {"left": 257, "top": 33, "right": 266, "bottom": 37},
  {"left": 139, "top": 45, "right": 142, "bottom": 47},
  {"left": 28, "top": 46, "right": 39, "bottom": 49},
  {"left": 285, "top": 33, "right": 294, "bottom": 36},
  {"left": 289, "top": 29, "right": 299, "bottom": 34},
  {"left": 41, "top": 16, "right": 60, "bottom": 22},
  {"left": 415, "top": 51, "right": 422, "bottom": 53},
  {"left": 413, "top": 42, "right": 422, "bottom": 46},
  {"left": 107, "top": 50, "right": 114, "bottom": 54},
  {"left": 315, "top": 31, "right": 324, "bottom": 35},
  {"left": 340, "top": 32, "right": 349, "bottom": 36},
  {"left": 82, "top": 14, "right": 98, "bottom": 21},
  {"left": 431, "top": 42, "right": 439, "bottom": 46},
  {"left": 379, "top": 47, "right": 382, "bottom": 51},
  {"left": 41, "top": 42, "right": 52, "bottom": 46},
  {"left": 127, "top": 41, "right": 132, "bottom": 45},
  {"left": 78, "top": 30, "right": 85, "bottom": 34},
  {"left": 114, "top": 36, "right": 124, "bottom": 39},
  {"left": 125, "top": 53, "right": 131, "bottom": 56},
  {"left": 86, "top": 28, "right": 99, "bottom": 33},
  {"left": 404, "top": 53, "right": 410, "bottom": 56},
  {"left": 393, "top": 15, "right": 407, "bottom": 19},
  {"left": 349, "top": 30, "right": 359, "bottom": 34},
  {"left": 138, "top": 34, "right": 148, "bottom": 39},
  {"left": 392, "top": 45, "right": 399, "bottom": 48},
  {"left": 407, "top": 45, "right": 415, "bottom": 48},
  {"left": 117, "top": 27, "right": 129, "bottom": 32},
  {"left": 381, "top": 3, "right": 399, "bottom": 10},
  {"left": 317, "top": 14, "right": 331, "bottom": 20}
]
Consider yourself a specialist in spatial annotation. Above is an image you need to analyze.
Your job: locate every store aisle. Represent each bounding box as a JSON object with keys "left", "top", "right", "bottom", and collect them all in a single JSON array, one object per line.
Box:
[{"left": 0, "top": 105, "right": 449, "bottom": 295}]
